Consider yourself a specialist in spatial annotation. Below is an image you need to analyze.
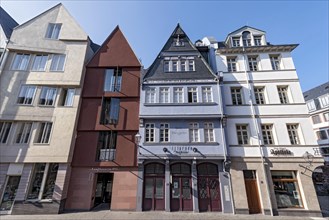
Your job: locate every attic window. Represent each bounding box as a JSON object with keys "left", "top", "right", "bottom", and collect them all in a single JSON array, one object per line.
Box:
[
  {"left": 45, "top": 23, "right": 62, "bottom": 39},
  {"left": 242, "top": 31, "right": 251, "bottom": 47},
  {"left": 173, "top": 35, "right": 184, "bottom": 47}
]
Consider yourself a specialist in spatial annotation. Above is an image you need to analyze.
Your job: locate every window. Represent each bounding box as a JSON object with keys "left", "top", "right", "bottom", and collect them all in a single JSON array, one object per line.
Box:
[
  {"left": 31, "top": 55, "right": 48, "bottom": 71},
  {"left": 180, "top": 59, "right": 186, "bottom": 71},
  {"left": 188, "top": 87, "right": 198, "bottom": 103},
  {"left": 204, "top": 122, "right": 214, "bottom": 142},
  {"left": 100, "top": 98, "right": 120, "bottom": 125},
  {"left": 248, "top": 56, "right": 258, "bottom": 71},
  {"left": 173, "top": 37, "right": 184, "bottom": 47},
  {"left": 188, "top": 60, "right": 195, "bottom": 71},
  {"left": 45, "top": 23, "right": 61, "bottom": 39},
  {"left": 316, "top": 130, "right": 328, "bottom": 140},
  {"left": 261, "top": 124, "right": 274, "bottom": 145},
  {"left": 17, "top": 85, "right": 37, "bottom": 105},
  {"left": 97, "top": 131, "right": 117, "bottom": 161},
  {"left": 287, "top": 124, "right": 300, "bottom": 145},
  {"left": 202, "top": 87, "right": 212, "bottom": 103},
  {"left": 160, "top": 123, "right": 169, "bottom": 142},
  {"left": 236, "top": 124, "right": 249, "bottom": 145},
  {"left": 189, "top": 123, "right": 199, "bottom": 142},
  {"left": 159, "top": 87, "right": 170, "bottom": 103},
  {"left": 104, "top": 68, "right": 122, "bottom": 92},
  {"left": 312, "top": 115, "right": 322, "bottom": 124},
  {"left": 59, "top": 88, "right": 75, "bottom": 106},
  {"left": 271, "top": 171, "right": 302, "bottom": 208},
  {"left": 27, "top": 163, "right": 59, "bottom": 200},
  {"left": 172, "top": 60, "right": 178, "bottom": 72},
  {"left": 34, "top": 122, "right": 52, "bottom": 144},
  {"left": 242, "top": 31, "right": 251, "bottom": 47},
  {"left": 0, "top": 122, "right": 12, "bottom": 144},
  {"left": 277, "top": 86, "right": 289, "bottom": 104},
  {"left": 164, "top": 61, "right": 170, "bottom": 72},
  {"left": 39, "top": 87, "right": 57, "bottom": 106},
  {"left": 145, "top": 124, "right": 155, "bottom": 142},
  {"left": 319, "top": 95, "right": 329, "bottom": 108},
  {"left": 270, "top": 55, "right": 281, "bottom": 70},
  {"left": 227, "top": 57, "right": 237, "bottom": 72},
  {"left": 174, "top": 87, "right": 184, "bottom": 103},
  {"left": 50, "top": 54, "right": 65, "bottom": 71},
  {"left": 145, "top": 87, "right": 156, "bottom": 103},
  {"left": 254, "top": 87, "right": 266, "bottom": 104},
  {"left": 254, "top": 36, "right": 262, "bottom": 46},
  {"left": 324, "top": 112, "right": 329, "bottom": 121},
  {"left": 232, "top": 37, "right": 240, "bottom": 47},
  {"left": 11, "top": 53, "right": 30, "bottom": 70},
  {"left": 306, "top": 101, "right": 316, "bottom": 112},
  {"left": 231, "top": 87, "right": 243, "bottom": 105},
  {"left": 15, "top": 122, "right": 33, "bottom": 144}
]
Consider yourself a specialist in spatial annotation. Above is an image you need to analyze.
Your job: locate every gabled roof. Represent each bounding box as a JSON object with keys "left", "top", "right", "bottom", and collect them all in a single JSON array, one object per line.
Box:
[
  {"left": 303, "top": 81, "right": 329, "bottom": 101},
  {"left": 227, "top": 25, "right": 266, "bottom": 36},
  {"left": 144, "top": 23, "right": 216, "bottom": 81},
  {"left": 0, "top": 6, "right": 19, "bottom": 39},
  {"left": 87, "top": 25, "right": 141, "bottom": 68}
]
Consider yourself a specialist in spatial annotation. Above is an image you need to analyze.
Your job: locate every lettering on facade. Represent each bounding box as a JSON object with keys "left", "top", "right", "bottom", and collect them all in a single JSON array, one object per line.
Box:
[
  {"left": 270, "top": 148, "right": 292, "bottom": 156},
  {"left": 170, "top": 146, "right": 193, "bottom": 154},
  {"left": 313, "top": 147, "right": 321, "bottom": 156},
  {"left": 171, "top": 131, "right": 187, "bottom": 135},
  {"left": 90, "top": 167, "right": 119, "bottom": 172}
]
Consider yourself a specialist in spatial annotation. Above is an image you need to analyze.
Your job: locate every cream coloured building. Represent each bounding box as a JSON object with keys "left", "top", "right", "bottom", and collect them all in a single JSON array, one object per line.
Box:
[
  {"left": 0, "top": 3, "right": 95, "bottom": 214},
  {"left": 203, "top": 26, "right": 324, "bottom": 217}
]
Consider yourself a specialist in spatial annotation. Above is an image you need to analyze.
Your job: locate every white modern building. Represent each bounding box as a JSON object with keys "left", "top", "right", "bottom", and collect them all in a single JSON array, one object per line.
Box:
[
  {"left": 303, "top": 82, "right": 329, "bottom": 217},
  {"left": 0, "top": 4, "right": 95, "bottom": 214},
  {"left": 203, "top": 26, "right": 323, "bottom": 217}
]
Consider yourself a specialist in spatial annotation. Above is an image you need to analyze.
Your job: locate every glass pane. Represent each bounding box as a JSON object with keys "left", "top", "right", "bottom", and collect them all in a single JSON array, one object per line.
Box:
[
  {"left": 42, "top": 163, "right": 58, "bottom": 199},
  {"left": 182, "top": 178, "right": 191, "bottom": 199},
  {"left": 64, "top": 89, "right": 75, "bottom": 106},
  {"left": 181, "top": 164, "right": 190, "bottom": 174},
  {"left": 144, "top": 178, "right": 153, "bottom": 199},
  {"left": 209, "top": 178, "right": 220, "bottom": 199},
  {"left": 207, "top": 164, "right": 218, "bottom": 175},
  {"left": 109, "top": 98, "right": 120, "bottom": 124},
  {"left": 272, "top": 171, "right": 294, "bottom": 179},
  {"left": 243, "top": 170, "right": 256, "bottom": 179},
  {"left": 172, "top": 178, "right": 180, "bottom": 198},
  {"left": 145, "top": 164, "right": 155, "bottom": 174},
  {"left": 104, "top": 69, "right": 114, "bottom": 91},
  {"left": 155, "top": 178, "right": 164, "bottom": 199},
  {"left": 154, "top": 164, "right": 165, "bottom": 174},
  {"left": 0, "top": 176, "right": 21, "bottom": 211},
  {"left": 27, "top": 163, "right": 46, "bottom": 199},
  {"left": 171, "top": 164, "right": 180, "bottom": 174},
  {"left": 197, "top": 164, "right": 207, "bottom": 175},
  {"left": 273, "top": 181, "right": 302, "bottom": 208}
]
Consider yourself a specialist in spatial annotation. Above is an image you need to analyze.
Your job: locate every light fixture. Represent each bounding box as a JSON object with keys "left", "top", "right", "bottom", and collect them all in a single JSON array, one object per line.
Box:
[
  {"left": 192, "top": 147, "right": 198, "bottom": 153},
  {"left": 135, "top": 132, "right": 141, "bottom": 145},
  {"left": 163, "top": 147, "right": 168, "bottom": 153}
]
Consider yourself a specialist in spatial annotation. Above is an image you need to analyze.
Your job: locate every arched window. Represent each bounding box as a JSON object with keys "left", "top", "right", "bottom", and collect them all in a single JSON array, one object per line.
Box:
[
  {"left": 145, "top": 163, "right": 165, "bottom": 175},
  {"left": 242, "top": 31, "right": 251, "bottom": 47},
  {"left": 171, "top": 163, "right": 191, "bottom": 175},
  {"left": 197, "top": 163, "right": 218, "bottom": 176}
]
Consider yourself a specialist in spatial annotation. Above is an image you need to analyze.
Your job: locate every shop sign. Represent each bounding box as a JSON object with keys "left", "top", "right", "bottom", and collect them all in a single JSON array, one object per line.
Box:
[
  {"left": 270, "top": 148, "right": 292, "bottom": 156},
  {"left": 170, "top": 146, "right": 193, "bottom": 154}
]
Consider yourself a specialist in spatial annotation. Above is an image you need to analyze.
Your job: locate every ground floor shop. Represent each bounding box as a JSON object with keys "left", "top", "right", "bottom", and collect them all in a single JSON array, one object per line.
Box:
[
  {"left": 136, "top": 159, "right": 234, "bottom": 213},
  {"left": 64, "top": 167, "right": 138, "bottom": 211},
  {"left": 0, "top": 162, "right": 69, "bottom": 215},
  {"left": 230, "top": 157, "right": 324, "bottom": 217}
]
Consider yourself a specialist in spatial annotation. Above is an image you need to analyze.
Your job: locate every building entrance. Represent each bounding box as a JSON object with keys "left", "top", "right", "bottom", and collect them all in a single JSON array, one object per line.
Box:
[
  {"left": 94, "top": 173, "right": 113, "bottom": 209},
  {"left": 170, "top": 163, "right": 192, "bottom": 211},
  {"left": 243, "top": 170, "right": 261, "bottom": 214}
]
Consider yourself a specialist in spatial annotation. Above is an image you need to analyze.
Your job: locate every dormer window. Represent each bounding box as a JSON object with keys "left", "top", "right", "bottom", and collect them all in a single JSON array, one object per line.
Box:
[
  {"left": 232, "top": 37, "right": 240, "bottom": 47},
  {"left": 254, "top": 36, "right": 262, "bottom": 46},
  {"left": 242, "top": 31, "right": 251, "bottom": 47},
  {"left": 164, "top": 57, "right": 195, "bottom": 72}
]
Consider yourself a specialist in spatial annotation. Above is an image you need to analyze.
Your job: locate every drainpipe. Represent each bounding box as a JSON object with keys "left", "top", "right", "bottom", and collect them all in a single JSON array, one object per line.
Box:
[
  {"left": 216, "top": 73, "right": 235, "bottom": 214},
  {"left": 241, "top": 47, "right": 274, "bottom": 216}
]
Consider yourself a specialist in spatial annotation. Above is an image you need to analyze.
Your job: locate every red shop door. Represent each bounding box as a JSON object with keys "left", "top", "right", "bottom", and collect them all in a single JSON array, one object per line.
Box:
[
  {"left": 143, "top": 177, "right": 165, "bottom": 211},
  {"left": 198, "top": 177, "right": 221, "bottom": 212},
  {"left": 171, "top": 177, "right": 193, "bottom": 211}
]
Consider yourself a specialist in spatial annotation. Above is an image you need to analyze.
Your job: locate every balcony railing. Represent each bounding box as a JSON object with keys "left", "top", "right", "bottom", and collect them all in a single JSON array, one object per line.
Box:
[{"left": 99, "top": 149, "right": 116, "bottom": 161}]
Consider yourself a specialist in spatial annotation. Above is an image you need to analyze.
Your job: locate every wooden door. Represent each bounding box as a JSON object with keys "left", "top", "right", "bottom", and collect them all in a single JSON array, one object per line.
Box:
[
  {"left": 198, "top": 177, "right": 221, "bottom": 212},
  {"left": 244, "top": 179, "right": 261, "bottom": 214},
  {"left": 143, "top": 177, "right": 165, "bottom": 211},
  {"left": 171, "top": 177, "right": 192, "bottom": 211}
]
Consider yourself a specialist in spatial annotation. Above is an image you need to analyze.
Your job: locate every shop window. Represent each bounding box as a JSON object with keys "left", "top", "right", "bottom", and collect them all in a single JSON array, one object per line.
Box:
[
  {"left": 171, "top": 163, "right": 191, "bottom": 174},
  {"left": 271, "top": 171, "right": 303, "bottom": 208},
  {"left": 145, "top": 163, "right": 165, "bottom": 175},
  {"left": 197, "top": 163, "right": 218, "bottom": 176}
]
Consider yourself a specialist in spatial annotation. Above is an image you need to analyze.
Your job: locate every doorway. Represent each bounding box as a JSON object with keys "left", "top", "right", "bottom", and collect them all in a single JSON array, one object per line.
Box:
[
  {"left": 170, "top": 163, "right": 192, "bottom": 211},
  {"left": 243, "top": 170, "right": 261, "bottom": 214},
  {"left": 197, "top": 163, "right": 221, "bottom": 212},
  {"left": 94, "top": 173, "right": 113, "bottom": 209},
  {"left": 0, "top": 176, "right": 21, "bottom": 214}
]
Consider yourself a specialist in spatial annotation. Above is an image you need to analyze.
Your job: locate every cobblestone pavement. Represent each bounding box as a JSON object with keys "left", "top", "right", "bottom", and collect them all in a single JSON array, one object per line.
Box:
[{"left": 0, "top": 211, "right": 328, "bottom": 220}]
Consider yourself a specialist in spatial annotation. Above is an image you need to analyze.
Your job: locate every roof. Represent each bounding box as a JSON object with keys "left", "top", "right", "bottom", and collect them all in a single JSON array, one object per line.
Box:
[
  {"left": 0, "top": 6, "right": 19, "bottom": 39},
  {"left": 303, "top": 81, "right": 329, "bottom": 101},
  {"left": 227, "top": 25, "right": 266, "bottom": 36},
  {"left": 144, "top": 23, "right": 216, "bottom": 81}
]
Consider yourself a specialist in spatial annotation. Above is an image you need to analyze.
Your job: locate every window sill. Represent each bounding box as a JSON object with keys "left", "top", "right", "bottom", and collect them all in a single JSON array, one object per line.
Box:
[
  {"left": 25, "top": 199, "right": 53, "bottom": 203},
  {"left": 33, "top": 143, "right": 50, "bottom": 146}
]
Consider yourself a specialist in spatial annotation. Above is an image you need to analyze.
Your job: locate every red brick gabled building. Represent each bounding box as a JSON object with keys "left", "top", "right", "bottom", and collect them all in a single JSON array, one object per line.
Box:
[{"left": 65, "top": 26, "right": 141, "bottom": 211}]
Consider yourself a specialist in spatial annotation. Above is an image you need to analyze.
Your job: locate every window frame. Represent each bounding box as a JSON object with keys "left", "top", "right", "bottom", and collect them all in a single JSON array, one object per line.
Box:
[
  {"left": 248, "top": 56, "right": 259, "bottom": 71},
  {"left": 11, "top": 53, "right": 30, "bottom": 71},
  {"left": 39, "top": 87, "right": 57, "bottom": 106},
  {"left": 173, "top": 87, "right": 184, "bottom": 103},
  {"left": 306, "top": 100, "right": 316, "bottom": 112},
  {"left": 270, "top": 54, "right": 281, "bottom": 70},
  {"left": 104, "top": 68, "right": 122, "bottom": 92},
  {"left": 188, "top": 87, "right": 198, "bottom": 103},
  {"left": 232, "top": 37, "right": 240, "bottom": 47},
  {"left": 202, "top": 87, "right": 213, "bottom": 103},
  {"left": 227, "top": 56, "right": 237, "bottom": 72},
  {"left": 286, "top": 124, "right": 301, "bottom": 145},
  {"left": 49, "top": 54, "right": 66, "bottom": 72},
  {"left": 254, "top": 86, "right": 266, "bottom": 104},
  {"left": 204, "top": 122, "right": 215, "bottom": 142},
  {"left": 0, "top": 121, "right": 12, "bottom": 144},
  {"left": 231, "top": 87, "right": 243, "bottom": 105},
  {"left": 261, "top": 124, "right": 274, "bottom": 145},
  {"left": 189, "top": 122, "right": 199, "bottom": 142},
  {"left": 319, "top": 94, "right": 329, "bottom": 108},
  {"left": 31, "top": 54, "right": 48, "bottom": 72},
  {"left": 34, "top": 122, "right": 53, "bottom": 144},
  {"left": 159, "top": 87, "right": 170, "bottom": 103},
  {"left": 254, "top": 36, "right": 262, "bottom": 46},
  {"left": 159, "top": 123, "right": 169, "bottom": 142},
  {"left": 100, "top": 98, "right": 120, "bottom": 125},
  {"left": 316, "top": 130, "right": 328, "bottom": 140},
  {"left": 277, "top": 86, "right": 289, "bottom": 104},
  {"left": 45, "top": 23, "right": 62, "bottom": 40},
  {"left": 145, "top": 87, "right": 156, "bottom": 103},
  {"left": 236, "top": 124, "right": 249, "bottom": 145},
  {"left": 145, "top": 123, "right": 155, "bottom": 143},
  {"left": 14, "top": 122, "right": 33, "bottom": 144},
  {"left": 312, "top": 115, "right": 322, "bottom": 124},
  {"left": 17, "top": 85, "right": 37, "bottom": 105},
  {"left": 97, "top": 131, "right": 117, "bottom": 161}
]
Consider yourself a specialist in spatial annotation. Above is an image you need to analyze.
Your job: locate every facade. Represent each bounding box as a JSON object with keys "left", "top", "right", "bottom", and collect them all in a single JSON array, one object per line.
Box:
[
  {"left": 303, "top": 82, "right": 329, "bottom": 217},
  {"left": 0, "top": 4, "right": 94, "bottom": 214},
  {"left": 136, "top": 24, "right": 234, "bottom": 213},
  {"left": 203, "top": 26, "right": 324, "bottom": 217},
  {"left": 0, "top": 7, "right": 18, "bottom": 68},
  {"left": 65, "top": 26, "right": 141, "bottom": 211}
]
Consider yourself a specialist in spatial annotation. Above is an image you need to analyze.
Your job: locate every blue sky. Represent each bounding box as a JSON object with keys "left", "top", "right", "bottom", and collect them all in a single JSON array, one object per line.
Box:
[{"left": 1, "top": 0, "right": 328, "bottom": 91}]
